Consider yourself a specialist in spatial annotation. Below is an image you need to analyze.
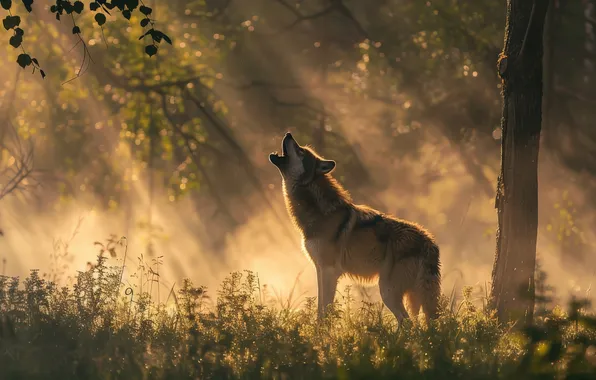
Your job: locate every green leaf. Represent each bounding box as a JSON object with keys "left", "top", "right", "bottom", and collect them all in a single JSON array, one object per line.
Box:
[
  {"left": 161, "top": 32, "right": 172, "bottom": 45},
  {"left": 73, "top": 1, "right": 84, "bottom": 14},
  {"left": 31, "top": 57, "right": 38, "bottom": 65},
  {"left": 90, "top": 3, "right": 99, "bottom": 11},
  {"left": 14, "top": 27, "right": 23, "bottom": 36},
  {"left": 145, "top": 44, "right": 157, "bottom": 57},
  {"left": 0, "top": 0, "right": 11, "bottom": 11},
  {"left": 40, "top": 69, "right": 46, "bottom": 79},
  {"left": 95, "top": 13, "right": 107, "bottom": 26},
  {"left": 125, "top": 0, "right": 139, "bottom": 10},
  {"left": 72, "top": 26, "right": 81, "bottom": 34},
  {"left": 22, "top": 0, "right": 33, "bottom": 12},
  {"left": 151, "top": 30, "right": 172, "bottom": 45},
  {"left": 16, "top": 53, "right": 32, "bottom": 68},
  {"left": 122, "top": 10, "right": 131, "bottom": 20},
  {"left": 63, "top": 2, "right": 74, "bottom": 14},
  {"left": 139, "top": 5, "right": 151, "bottom": 15},
  {"left": 140, "top": 18, "right": 149, "bottom": 27},
  {"left": 112, "top": 0, "right": 124, "bottom": 11},
  {"left": 9, "top": 34, "right": 22, "bottom": 48},
  {"left": 138, "top": 28, "right": 153, "bottom": 40},
  {"left": 151, "top": 30, "right": 162, "bottom": 43},
  {"left": 3, "top": 15, "right": 21, "bottom": 30}
]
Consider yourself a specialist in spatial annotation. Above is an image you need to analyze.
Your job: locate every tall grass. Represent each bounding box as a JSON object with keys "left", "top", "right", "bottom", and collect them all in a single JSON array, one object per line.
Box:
[{"left": 0, "top": 239, "right": 595, "bottom": 379}]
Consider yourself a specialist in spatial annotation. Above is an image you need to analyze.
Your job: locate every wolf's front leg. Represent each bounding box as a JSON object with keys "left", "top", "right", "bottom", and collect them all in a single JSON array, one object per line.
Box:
[{"left": 316, "top": 265, "right": 340, "bottom": 321}]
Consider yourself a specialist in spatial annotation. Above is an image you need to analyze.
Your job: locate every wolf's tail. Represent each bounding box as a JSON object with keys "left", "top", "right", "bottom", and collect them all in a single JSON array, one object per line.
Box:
[{"left": 421, "top": 242, "right": 441, "bottom": 320}]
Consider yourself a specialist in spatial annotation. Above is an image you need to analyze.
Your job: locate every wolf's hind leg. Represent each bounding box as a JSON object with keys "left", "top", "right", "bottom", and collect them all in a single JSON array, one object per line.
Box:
[
  {"left": 378, "top": 259, "right": 416, "bottom": 323},
  {"left": 420, "top": 276, "right": 440, "bottom": 321},
  {"left": 404, "top": 291, "right": 422, "bottom": 319},
  {"left": 379, "top": 284, "right": 408, "bottom": 322}
]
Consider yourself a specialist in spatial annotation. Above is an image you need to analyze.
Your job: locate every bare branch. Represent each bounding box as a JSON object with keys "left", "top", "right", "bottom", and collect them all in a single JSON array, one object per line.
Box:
[
  {"left": 0, "top": 71, "right": 38, "bottom": 201},
  {"left": 269, "top": 0, "right": 337, "bottom": 34},
  {"left": 0, "top": 120, "right": 37, "bottom": 201},
  {"left": 159, "top": 93, "right": 238, "bottom": 226}
]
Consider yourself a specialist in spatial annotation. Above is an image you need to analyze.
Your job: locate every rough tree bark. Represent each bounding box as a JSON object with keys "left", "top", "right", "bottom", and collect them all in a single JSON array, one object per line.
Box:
[{"left": 490, "top": 0, "right": 551, "bottom": 325}]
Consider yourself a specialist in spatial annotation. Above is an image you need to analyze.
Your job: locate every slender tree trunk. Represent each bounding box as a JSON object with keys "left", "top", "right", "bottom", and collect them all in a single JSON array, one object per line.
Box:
[{"left": 490, "top": 0, "right": 551, "bottom": 325}]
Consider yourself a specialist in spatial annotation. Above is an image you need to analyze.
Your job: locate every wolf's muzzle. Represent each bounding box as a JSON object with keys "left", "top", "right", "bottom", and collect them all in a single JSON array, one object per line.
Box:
[
  {"left": 282, "top": 132, "right": 298, "bottom": 155},
  {"left": 269, "top": 132, "right": 296, "bottom": 167}
]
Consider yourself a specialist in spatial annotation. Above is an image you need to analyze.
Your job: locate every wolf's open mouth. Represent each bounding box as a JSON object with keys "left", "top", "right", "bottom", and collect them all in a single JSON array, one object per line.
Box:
[
  {"left": 269, "top": 132, "right": 294, "bottom": 166},
  {"left": 269, "top": 152, "right": 284, "bottom": 166},
  {"left": 270, "top": 133, "right": 292, "bottom": 157}
]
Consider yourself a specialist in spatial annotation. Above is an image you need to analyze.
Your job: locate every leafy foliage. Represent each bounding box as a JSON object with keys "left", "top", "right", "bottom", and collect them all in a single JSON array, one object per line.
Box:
[
  {"left": 0, "top": 239, "right": 595, "bottom": 379},
  {"left": 1, "top": 0, "right": 173, "bottom": 75}
]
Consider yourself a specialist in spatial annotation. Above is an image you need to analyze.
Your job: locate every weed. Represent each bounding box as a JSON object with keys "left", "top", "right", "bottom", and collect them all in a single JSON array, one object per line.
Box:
[{"left": 0, "top": 238, "right": 595, "bottom": 379}]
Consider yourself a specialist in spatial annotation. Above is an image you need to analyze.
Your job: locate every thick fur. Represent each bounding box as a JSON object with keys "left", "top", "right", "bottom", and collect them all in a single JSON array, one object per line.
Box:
[{"left": 269, "top": 133, "right": 441, "bottom": 323}]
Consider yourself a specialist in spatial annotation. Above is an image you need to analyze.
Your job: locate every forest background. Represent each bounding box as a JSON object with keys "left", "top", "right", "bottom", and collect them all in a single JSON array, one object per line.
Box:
[{"left": 1, "top": 0, "right": 595, "bottom": 310}]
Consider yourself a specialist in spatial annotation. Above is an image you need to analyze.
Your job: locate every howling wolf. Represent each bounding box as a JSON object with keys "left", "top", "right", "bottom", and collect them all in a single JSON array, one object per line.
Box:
[{"left": 269, "top": 132, "right": 441, "bottom": 323}]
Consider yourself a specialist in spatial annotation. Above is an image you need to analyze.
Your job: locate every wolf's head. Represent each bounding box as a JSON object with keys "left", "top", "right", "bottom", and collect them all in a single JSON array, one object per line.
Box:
[{"left": 269, "top": 132, "right": 336, "bottom": 186}]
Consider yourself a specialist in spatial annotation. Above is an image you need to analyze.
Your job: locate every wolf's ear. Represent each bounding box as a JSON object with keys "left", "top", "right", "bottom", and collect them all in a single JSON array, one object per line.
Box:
[{"left": 316, "top": 160, "right": 336, "bottom": 174}]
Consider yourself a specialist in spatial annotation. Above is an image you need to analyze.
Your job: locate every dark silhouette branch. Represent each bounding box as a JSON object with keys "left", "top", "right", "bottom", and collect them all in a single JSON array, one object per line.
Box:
[
  {"left": 159, "top": 93, "right": 238, "bottom": 227},
  {"left": 181, "top": 87, "right": 301, "bottom": 246},
  {"left": 0, "top": 71, "right": 38, "bottom": 201},
  {"left": 272, "top": 0, "right": 337, "bottom": 34},
  {"left": 161, "top": 92, "right": 293, "bottom": 248},
  {"left": 0, "top": 120, "right": 37, "bottom": 201},
  {"left": 97, "top": 66, "right": 300, "bottom": 247}
]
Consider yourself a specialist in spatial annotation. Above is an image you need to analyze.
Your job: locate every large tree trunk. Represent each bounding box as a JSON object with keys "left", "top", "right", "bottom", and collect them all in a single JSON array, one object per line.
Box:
[{"left": 490, "top": 0, "right": 550, "bottom": 325}]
